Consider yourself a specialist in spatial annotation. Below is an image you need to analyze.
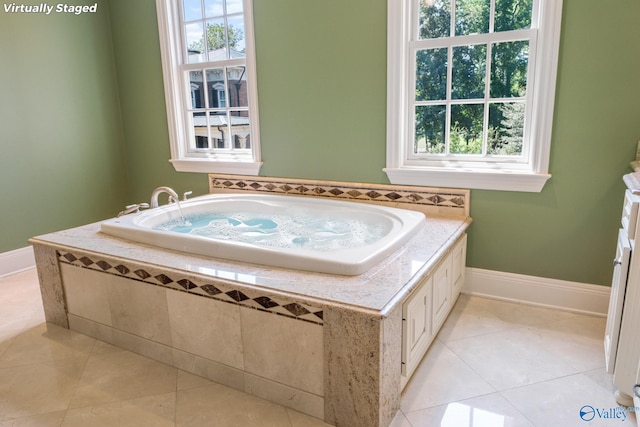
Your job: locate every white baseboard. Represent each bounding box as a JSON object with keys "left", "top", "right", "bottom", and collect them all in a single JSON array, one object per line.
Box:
[
  {"left": 463, "top": 268, "right": 611, "bottom": 317},
  {"left": 0, "top": 246, "right": 36, "bottom": 278}
]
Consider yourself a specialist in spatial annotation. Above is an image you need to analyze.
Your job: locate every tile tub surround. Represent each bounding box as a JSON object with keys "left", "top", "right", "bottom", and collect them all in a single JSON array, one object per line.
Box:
[
  {"left": 209, "top": 174, "right": 470, "bottom": 218},
  {"left": 30, "top": 180, "right": 471, "bottom": 427}
]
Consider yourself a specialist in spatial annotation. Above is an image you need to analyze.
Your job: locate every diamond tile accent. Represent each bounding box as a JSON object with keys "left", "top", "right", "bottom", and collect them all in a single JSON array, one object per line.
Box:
[
  {"left": 115, "top": 265, "right": 130, "bottom": 275},
  {"left": 200, "top": 284, "right": 222, "bottom": 295},
  {"left": 79, "top": 257, "right": 93, "bottom": 266},
  {"left": 63, "top": 253, "right": 77, "bottom": 263},
  {"left": 283, "top": 303, "right": 311, "bottom": 317},
  {"left": 254, "top": 296, "right": 279, "bottom": 309},
  {"left": 56, "top": 250, "right": 324, "bottom": 325},
  {"left": 366, "top": 191, "right": 382, "bottom": 199},
  {"left": 226, "top": 290, "right": 249, "bottom": 302},
  {"left": 154, "top": 274, "right": 174, "bottom": 285},
  {"left": 177, "top": 279, "right": 197, "bottom": 290},
  {"left": 96, "top": 260, "right": 112, "bottom": 271},
  {"left": 208, "top": 174, "right": 469, "bottom": 215},
  {"left": 134, "top": 269, "right": 151, "bottom": 280}
]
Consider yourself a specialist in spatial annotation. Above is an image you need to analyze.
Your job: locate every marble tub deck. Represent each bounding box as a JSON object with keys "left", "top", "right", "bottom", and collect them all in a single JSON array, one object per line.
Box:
[{"left": 30, "top": 203, "right": 470, "bottom": 427}]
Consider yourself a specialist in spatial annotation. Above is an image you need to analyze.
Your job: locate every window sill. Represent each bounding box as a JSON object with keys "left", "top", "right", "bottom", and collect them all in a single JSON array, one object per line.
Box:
[
  {"left": 384, "top": 167, "right": 551, "bottom": 192},
  {"left": 170, "top": 159, "right": 263, "bottom": 175}
]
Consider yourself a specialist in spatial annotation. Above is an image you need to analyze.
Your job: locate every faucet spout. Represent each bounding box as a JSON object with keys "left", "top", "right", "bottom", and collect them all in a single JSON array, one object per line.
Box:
[{"left": 150, "top": 186, "right": 179, "bottom": 208}]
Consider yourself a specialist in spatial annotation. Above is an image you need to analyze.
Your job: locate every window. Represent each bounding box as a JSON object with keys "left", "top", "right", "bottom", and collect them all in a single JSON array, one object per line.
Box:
[
  {"left": 156, "top": 0, "right": 261, "bottom": 174},
  {"left": 386, "top": 0, "right": 563, "bottom": 192}
]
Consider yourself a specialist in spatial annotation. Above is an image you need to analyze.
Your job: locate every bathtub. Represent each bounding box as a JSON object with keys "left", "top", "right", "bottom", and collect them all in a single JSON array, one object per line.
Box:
[{"left": 100, "top": 193, "right": 426, "bottom": 275}]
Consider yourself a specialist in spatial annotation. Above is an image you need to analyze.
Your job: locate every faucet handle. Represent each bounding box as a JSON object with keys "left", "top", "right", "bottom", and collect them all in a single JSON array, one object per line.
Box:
[
  {"left": 182, "top": 191, "right": 193, "bottom": 201},
  {"left": 117, "top": 203, "right": 149, "bottom": 217}
]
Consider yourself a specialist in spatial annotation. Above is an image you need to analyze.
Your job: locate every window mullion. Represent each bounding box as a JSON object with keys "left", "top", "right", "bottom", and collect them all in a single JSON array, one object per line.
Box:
[
  {"left": 483, "top": 41, "right": 492, "bottom": 157},
  {"left": 450, "top": 0, "right": 456, "bottom": 37},
  {"left": 489, "top": 0, "right": 495, "bottom": 33},
  {"left": 412, "top": 29, "right": 535, "bottom": 50}
]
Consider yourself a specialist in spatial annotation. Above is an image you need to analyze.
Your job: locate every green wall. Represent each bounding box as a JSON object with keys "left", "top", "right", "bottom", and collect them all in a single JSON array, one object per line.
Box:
[
  {"left": 0, "top": 0, "right": 129, "bottom": 253},
  {"left": 468, "top": 0, "right": 640, "bottom": 284},
  {"left": 109, "top": 0, "right": 640, "bottom": 285},
  {"left": 3, "top": 0, "right": 639, "bottom": 287}
]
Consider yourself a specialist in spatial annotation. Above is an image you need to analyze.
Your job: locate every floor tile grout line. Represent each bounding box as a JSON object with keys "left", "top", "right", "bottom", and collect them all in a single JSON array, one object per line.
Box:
[
  {"left": 60, "top": 333, "right": 99, "bottom": 423},
  {"left": 437, "top": 335, "right": 500, "bottom": 395},
  {"left": 493, "top": 372, "right": 597, "bottom": 427},
  {"left": 441, "top": 330, "right": 591, "bottom": 395}
]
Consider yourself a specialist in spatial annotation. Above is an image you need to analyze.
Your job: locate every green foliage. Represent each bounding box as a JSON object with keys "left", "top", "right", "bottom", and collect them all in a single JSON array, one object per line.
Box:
[
  {"left": 488, "top": 102, "right": 524, "bottom": 155},
  {"left": 415, "top": 0, "right": 532, "bottom": 156},
  {"left": 455, "top": 0, "right": 490, "bottom": 35},
  {"left": 189, "top": 23, "right": 244, "bottom": 53}
]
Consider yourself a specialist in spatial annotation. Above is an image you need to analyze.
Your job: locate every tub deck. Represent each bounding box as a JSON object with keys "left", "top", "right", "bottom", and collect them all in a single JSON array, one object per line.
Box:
[
  {"left": 29, "top": 177, "right": 471, "bottom": 427},
  {"left": 32, "top": 215, "right": 470, "bottom": 315}
]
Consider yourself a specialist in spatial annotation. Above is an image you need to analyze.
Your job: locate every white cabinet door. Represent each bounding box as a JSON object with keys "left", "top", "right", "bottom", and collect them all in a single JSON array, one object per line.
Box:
[
  {"left": 605, "top": 229, "right": 631, "bottom": 374},
  {"left": 402, "top": 275, "right": 433, "bottom": 378},
  {"left": 432, "top": 256, "right": 453, "bottom": 332},
  {"left": 401, "top": 233, "right": 467, "bottom": 388}
]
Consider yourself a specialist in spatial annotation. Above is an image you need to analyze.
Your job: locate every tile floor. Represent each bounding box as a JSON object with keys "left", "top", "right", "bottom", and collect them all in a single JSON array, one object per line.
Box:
[{"left": 0, "top": 268, "right": 635, "bottom": 427}]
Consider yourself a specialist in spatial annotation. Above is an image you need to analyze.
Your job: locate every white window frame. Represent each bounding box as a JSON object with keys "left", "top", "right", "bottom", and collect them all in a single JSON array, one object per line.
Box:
[
  {"left": 156, "top": 0, "right": 262, "bottom": 175},
  {"left": 385, "top": 0, "right": 563, "bottom": 192}
]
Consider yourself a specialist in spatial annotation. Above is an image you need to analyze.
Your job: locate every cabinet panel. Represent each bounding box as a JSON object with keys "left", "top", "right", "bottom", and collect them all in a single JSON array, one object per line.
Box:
[
  {"left": 401, "top": 233, "right": 467, "bottom": 388},
  {"left": 622, "top": 190, "right": 639, "bottom": 240},
  {"left": 432, "top": 256, "right": 452, "bottom": 332},
  {"left": 605, "top": 229, "right": 631, "bottom": 374},
  {"left": 401, "top": 276, "right": 433, "bottom": 377},
  {"left": 451, "top": 234, "right": 467, "bottom": 298}
]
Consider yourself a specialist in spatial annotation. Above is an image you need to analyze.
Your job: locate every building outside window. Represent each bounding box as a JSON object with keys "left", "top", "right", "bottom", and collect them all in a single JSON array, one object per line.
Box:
[{"left": 156, "top": 0, "right": 261, "bottom": 175}]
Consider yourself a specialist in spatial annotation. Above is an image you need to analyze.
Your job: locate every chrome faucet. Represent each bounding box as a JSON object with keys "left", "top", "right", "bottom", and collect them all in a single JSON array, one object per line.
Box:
[{"left": 150, "top": 186, "right": 179, "bottom": 208}]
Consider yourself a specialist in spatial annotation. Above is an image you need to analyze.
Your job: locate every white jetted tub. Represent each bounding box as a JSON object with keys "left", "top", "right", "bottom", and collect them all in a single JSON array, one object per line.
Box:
[{"left": 100, "top": 193, "right": 426, "bottom": 275}]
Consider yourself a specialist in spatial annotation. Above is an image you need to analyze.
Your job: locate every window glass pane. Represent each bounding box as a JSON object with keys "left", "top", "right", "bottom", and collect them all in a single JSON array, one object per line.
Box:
[
  {"left": 227, "top": 66, "right": 248, "bottom": 108},
  {"left": 455, "top": 0, "right": 489, "bottom": 36},
  {"left": 231, "top": 110, "right": 251, "bottom": 149},
  {"left": 209, "top": 111, "right": 229, "bottom": 148},
  {"left": 204, "top": 0, "right": 224, "bottom": 17},
  {"left": 205, "top": 68, "right": 226, "bottom": 108},
  {"left": 185, "top": 22, "right": 205, "bottom": 63},
  {"left": 415, "top": 105, "right": 446, "bottom": 154},
  {"left": 416, "top": 48, "right": 448, "bottom": 101},
  {"left": 452, "top": 44, "right": 486, "bottom": 100},
  {"left": 226, "top": 0, "right": 243, "bottom": 15},
  {"left": 205, "top": 18, "right": 227, "bottom": 59},
  {"left": 418, "top": 0, "right": 451, "bottom": 39},
  {"left": 183, "top": 0, "right": 202, "bottom": 21},
  {"left": 227, "top": 15, "right": 246, "bottom": 56},
  {"left": 188, "top": 70, "right": 205, "bottom": 109},
  {"left": 490, "top": 40, "right": 529, "bottom": 98},
  {"left": 494, "top": 0, "right": 532, "bottom": 32},
  {"left": 450, "top": 103, "right": 483, "bottom": 154},
  {"left": 488, "top": 102, "right": 524, "bottom": 155},
  {"left": 191, "top": 112, "right": 209, "bottom": 148}
]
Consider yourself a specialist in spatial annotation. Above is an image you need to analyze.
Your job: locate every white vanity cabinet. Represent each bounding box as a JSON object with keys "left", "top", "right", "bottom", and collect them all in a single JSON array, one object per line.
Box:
[
  {"left": 401, "top": 234, "right": 467, "bottom": 387},
  {"left": 610, "top": 188, "right": 640, "bottom": 409}
]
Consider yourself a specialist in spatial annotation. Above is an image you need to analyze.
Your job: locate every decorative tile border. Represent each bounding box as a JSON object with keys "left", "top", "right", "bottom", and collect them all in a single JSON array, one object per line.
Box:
[
  {"left": 57, "top": 250, "right": 324, "bottom": 325},
  {"left": 209, "top": 174, "right": 469, "bottom": 216}
]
